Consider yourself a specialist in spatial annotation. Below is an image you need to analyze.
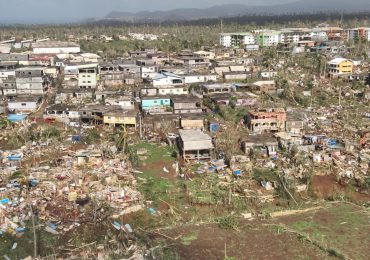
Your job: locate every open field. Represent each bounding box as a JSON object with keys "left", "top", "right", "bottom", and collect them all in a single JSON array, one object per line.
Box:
[
  {"left": 146, "top": 202, "right": 369, "bottom": 260},
  {"left": 125, "top": 142, "right": 370, "bottom": 259}
]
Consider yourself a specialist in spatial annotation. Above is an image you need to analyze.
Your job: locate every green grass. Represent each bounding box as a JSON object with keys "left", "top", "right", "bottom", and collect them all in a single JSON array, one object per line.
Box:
[
  {"left": 139, "top": 176, "right": 173, "bottom": 203},
  {"left": 131, "top": 142, "right": 175, "bottom": 164},
  {"left": 291, "top": 220, "right": 327, "bottom": 242},
  {"left": 132, "top": 142, "right": 185, "bottom": 209},
  {"left": 284, "top": 203, "right": 370, "bottom": 260},
  {"left": 181, "top": 232, "right": 199, "bottom": 246},
  {"left": 0, "top": 227, "right": 58, "bottom": 258}
]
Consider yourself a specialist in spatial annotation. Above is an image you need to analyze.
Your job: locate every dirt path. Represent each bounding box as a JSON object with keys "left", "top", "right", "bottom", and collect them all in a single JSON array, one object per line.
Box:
[{"left": 270, "top": 206, "right": 324, "bottom": 218}]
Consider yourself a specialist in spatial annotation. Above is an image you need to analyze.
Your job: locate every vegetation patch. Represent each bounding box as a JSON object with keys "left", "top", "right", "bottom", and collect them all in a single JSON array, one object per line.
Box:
[{"left": 180, "top": 232, "right": 199, "bottom": 246}]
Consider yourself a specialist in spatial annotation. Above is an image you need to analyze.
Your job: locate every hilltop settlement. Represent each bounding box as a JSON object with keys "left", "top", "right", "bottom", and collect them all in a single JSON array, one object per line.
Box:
[{"left": 0, "top": 23, "right": 370, "bottom": 258}]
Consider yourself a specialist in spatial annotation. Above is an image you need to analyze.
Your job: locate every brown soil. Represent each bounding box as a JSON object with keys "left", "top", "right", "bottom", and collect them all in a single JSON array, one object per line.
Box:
[
  {"left": 271, "top": 203, "right": 370, "bottom": 260},
  {"left": 159, "top": 223, "right": 334, "bottom": 260},
  {"left": 311, "top": 175, "right": 370, "bottom": 202},
  {"left": 141, "top": 160, "right": 178, "bottom": 181},
  {"left": 311, "top": 175, "right": 342, "bottom": 198}
]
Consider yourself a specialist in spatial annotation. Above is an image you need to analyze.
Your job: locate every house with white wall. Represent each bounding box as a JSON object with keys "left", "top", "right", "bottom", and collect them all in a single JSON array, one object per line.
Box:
[
  {"left": 32, "top": 41, "right": 80, "bottom": 54},
  {"left": 8, "top": 96, "right": 42, "bottom": 113},
  {"left": 219, "top": 33, "right": 232, "bottom": 47},
  {"left": 78, "top": 64, "right": 98, "bottom": 89},
  {"left": 184, "top": 74, "right": 218, "bottom": 84},
  {"left": 152, "top": 71, "right": 184, "bottom": 87}
]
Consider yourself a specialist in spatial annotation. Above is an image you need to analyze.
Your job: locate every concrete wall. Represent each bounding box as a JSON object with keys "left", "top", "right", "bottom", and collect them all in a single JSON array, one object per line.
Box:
[
  {"left": 8, "top": 101, "right": 38, "bottom": 112},
  {"left": 33, "top": 46, "right": 81, "bottom": 54}
]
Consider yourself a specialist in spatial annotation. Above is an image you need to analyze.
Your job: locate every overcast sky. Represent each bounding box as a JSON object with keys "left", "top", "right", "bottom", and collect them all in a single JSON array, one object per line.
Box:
[{"left": 0, "top": 0, "right": 298, "bottom": 23}]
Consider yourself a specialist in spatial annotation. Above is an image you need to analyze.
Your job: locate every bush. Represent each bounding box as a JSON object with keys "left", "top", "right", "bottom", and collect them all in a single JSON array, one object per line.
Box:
[
  {"left": 216, "top": 215, "right": 240, "bottom": 231},
  {"left": 252, "top": 168, "right": 278, "bottom": 183},
  {"left": 127, "top": 147, "right": 140, "bottom": 167},
  {"left": 41, "top": 126, "right": 60, "bottom": 139},
  {"left": 10, "top": 171, "right": 24, "bottom": 180},
  {"left": 84, "top": 129, "right": 100, "bottom": 144}
]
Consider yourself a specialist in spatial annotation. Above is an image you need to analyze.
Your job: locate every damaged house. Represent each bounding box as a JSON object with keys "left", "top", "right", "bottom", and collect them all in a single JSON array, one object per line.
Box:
[
  {"left": 103, "top": 109, "right": 137, "bottom": 128},
  {"left": 178, "top": 129, "right": 214, "bottom": 161},
  {"left": 202, "top": 83, "right": 235, "bottom": 96},
  {"left": 180, "top": 115, "right": 205, "bottom": 130},
  {"left": 55, "top": 88, "right": 94, "bottom": 103},
  {"left": 44, "top": 104, "right": 80, "bottom": 122},
  {"left": 241, "top": 134, "right": 278, "bottom": 157},
  {"left": 15, "top": 67, "right": 45, "bottom": 95},
  {"left": 171, "top": 96, "right": 203, "bottom": 114},
  {"left": 0, "top": 78, "right": 17, "bottom": 96},
  {"left": 245, "top": 108, "right": 287, "bottom": 133},
  {"left": 8, "top": 95, "right": 42, "bottom": 113}
]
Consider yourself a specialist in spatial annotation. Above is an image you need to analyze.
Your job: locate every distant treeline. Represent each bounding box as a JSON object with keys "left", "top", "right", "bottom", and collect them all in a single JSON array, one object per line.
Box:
[
  {"left": 1, "top": 11, "right": 370, "bottom": 29},
  {"left": 83, "top": 12, "right": 370, "bottom": 27}
]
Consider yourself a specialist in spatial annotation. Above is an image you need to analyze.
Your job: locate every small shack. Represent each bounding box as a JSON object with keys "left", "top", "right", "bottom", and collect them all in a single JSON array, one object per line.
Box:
[{"left": 178, "top": 129, "right": 214, "bottom": 161}]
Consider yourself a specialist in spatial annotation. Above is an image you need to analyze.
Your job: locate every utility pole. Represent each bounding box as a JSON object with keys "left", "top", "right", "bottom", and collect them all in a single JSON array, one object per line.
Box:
[
  {"left": 139, "top": 114, "right": 143, "bottom": 139},
  {"left": 338, "top": 84, "right": 342, "bottom": 107},
  {"left": 310, "top": 81, "right": 314, "bottom": 108},
  {"left": 30, "top": 204, "right": 38, "bottom": 258}
]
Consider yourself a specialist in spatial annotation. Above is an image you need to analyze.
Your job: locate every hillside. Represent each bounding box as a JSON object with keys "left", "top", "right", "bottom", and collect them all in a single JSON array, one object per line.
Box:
[{"left": 106, "top": 0, "right": 370, "bottom": 21}]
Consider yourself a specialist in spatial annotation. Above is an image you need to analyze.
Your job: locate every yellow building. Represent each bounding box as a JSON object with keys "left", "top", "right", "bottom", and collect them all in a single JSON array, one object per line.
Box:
[
  {"left": 103, "top": 110, "right": 137, "bottom": 127},
  {"left": 327, "top": 58, "right": 353, "bottom": 77},
  {"left": 44, "top": 67, "right": 58, "bottom": 78}
]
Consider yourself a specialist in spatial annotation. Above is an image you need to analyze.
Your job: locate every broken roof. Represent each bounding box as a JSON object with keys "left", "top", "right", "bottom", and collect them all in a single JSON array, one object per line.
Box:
[
  {"left": 328, "top": 58, "right": 352, "bottom": 64},
  {"left": 242, "top": 134, "right": 278, "bottom": 145},
  {"left": 9, "top": 95, "right": 42, "bottom": 103},
  {"left": 249, "top": 108, "right": 286, "bottom": 116},
  {"left": 104, "top": 109, "right": 137, "bottom": 117},
  {"left": 203, "top": 83, "right": 233, "bottom": 90},
  {"left": 171, "top": 95, "right": 200, "bottom": 103},
  {"left": 46, "top": 104, "right": 78, "bottom": 111}
]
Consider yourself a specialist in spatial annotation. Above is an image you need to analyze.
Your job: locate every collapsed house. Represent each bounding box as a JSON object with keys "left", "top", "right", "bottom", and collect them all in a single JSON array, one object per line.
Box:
[{"left": 241, "top": 134, "right": 278, "bottom": 157}]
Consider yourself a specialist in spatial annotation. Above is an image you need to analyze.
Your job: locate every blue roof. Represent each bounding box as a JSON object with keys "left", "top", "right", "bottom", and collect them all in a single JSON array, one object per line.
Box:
[{"left": 7, "top": 114, "right": 27, "bottom": 122}]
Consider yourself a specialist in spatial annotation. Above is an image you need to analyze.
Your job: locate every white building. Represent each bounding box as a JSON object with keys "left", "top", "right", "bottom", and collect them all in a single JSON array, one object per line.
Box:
[
  {"left": 32, "top": 41, "right": 81, "bottom": 54},
  {"left": 219, "top": 33, "right": 232, "bottom": 47},
  {"left": 8, "top": 96, "right": 41, "bottom": 113},
  {"left": 105, "top": 97, "right": 135, "bottom": 110},
  {"left": 279, "top": 28, "right": 311, "bottom": 44},
  {"left": 219, "top": 33, "right": 255, "bottom": 48},
  {"left": 310, "top": 28, "right": 328, "bottom": 40},
  {"left": 44, "top": 104, "right": 80, "bottom": 121},
  {"left": 152, "top": 72, "right": 184, "bottom": 87},
  {"left": 78, "top": 64, "right": 98, "bottom": 89},
  {"left": 0, "top": 69, "right": 15, "bottom": 79},
  {"left": 15, "top": 67, "right": 45, "bottom": 95},
  {"left": 0, "top": 44, "right": 11, "bottom": 54},
  {"left": 241, "top": 33, "right": 256, "bottom": 45},
  {"left": 260, "top": 71, "right": 278, "bottom": 79},
  {"left": 184, "top": 74, "right": 218, "bottom": 84},
  {"left": 157, "top": 86, "right": 189, "bottom": 96},
  {"left": 16, "top": 77, "right": 44, "bottom": 95},
  {"left": 64, "top": 65, "right": 79, "bottom": 81},
  {"left": 141, "top": 66, "right": 159, "bottom": 79}
]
